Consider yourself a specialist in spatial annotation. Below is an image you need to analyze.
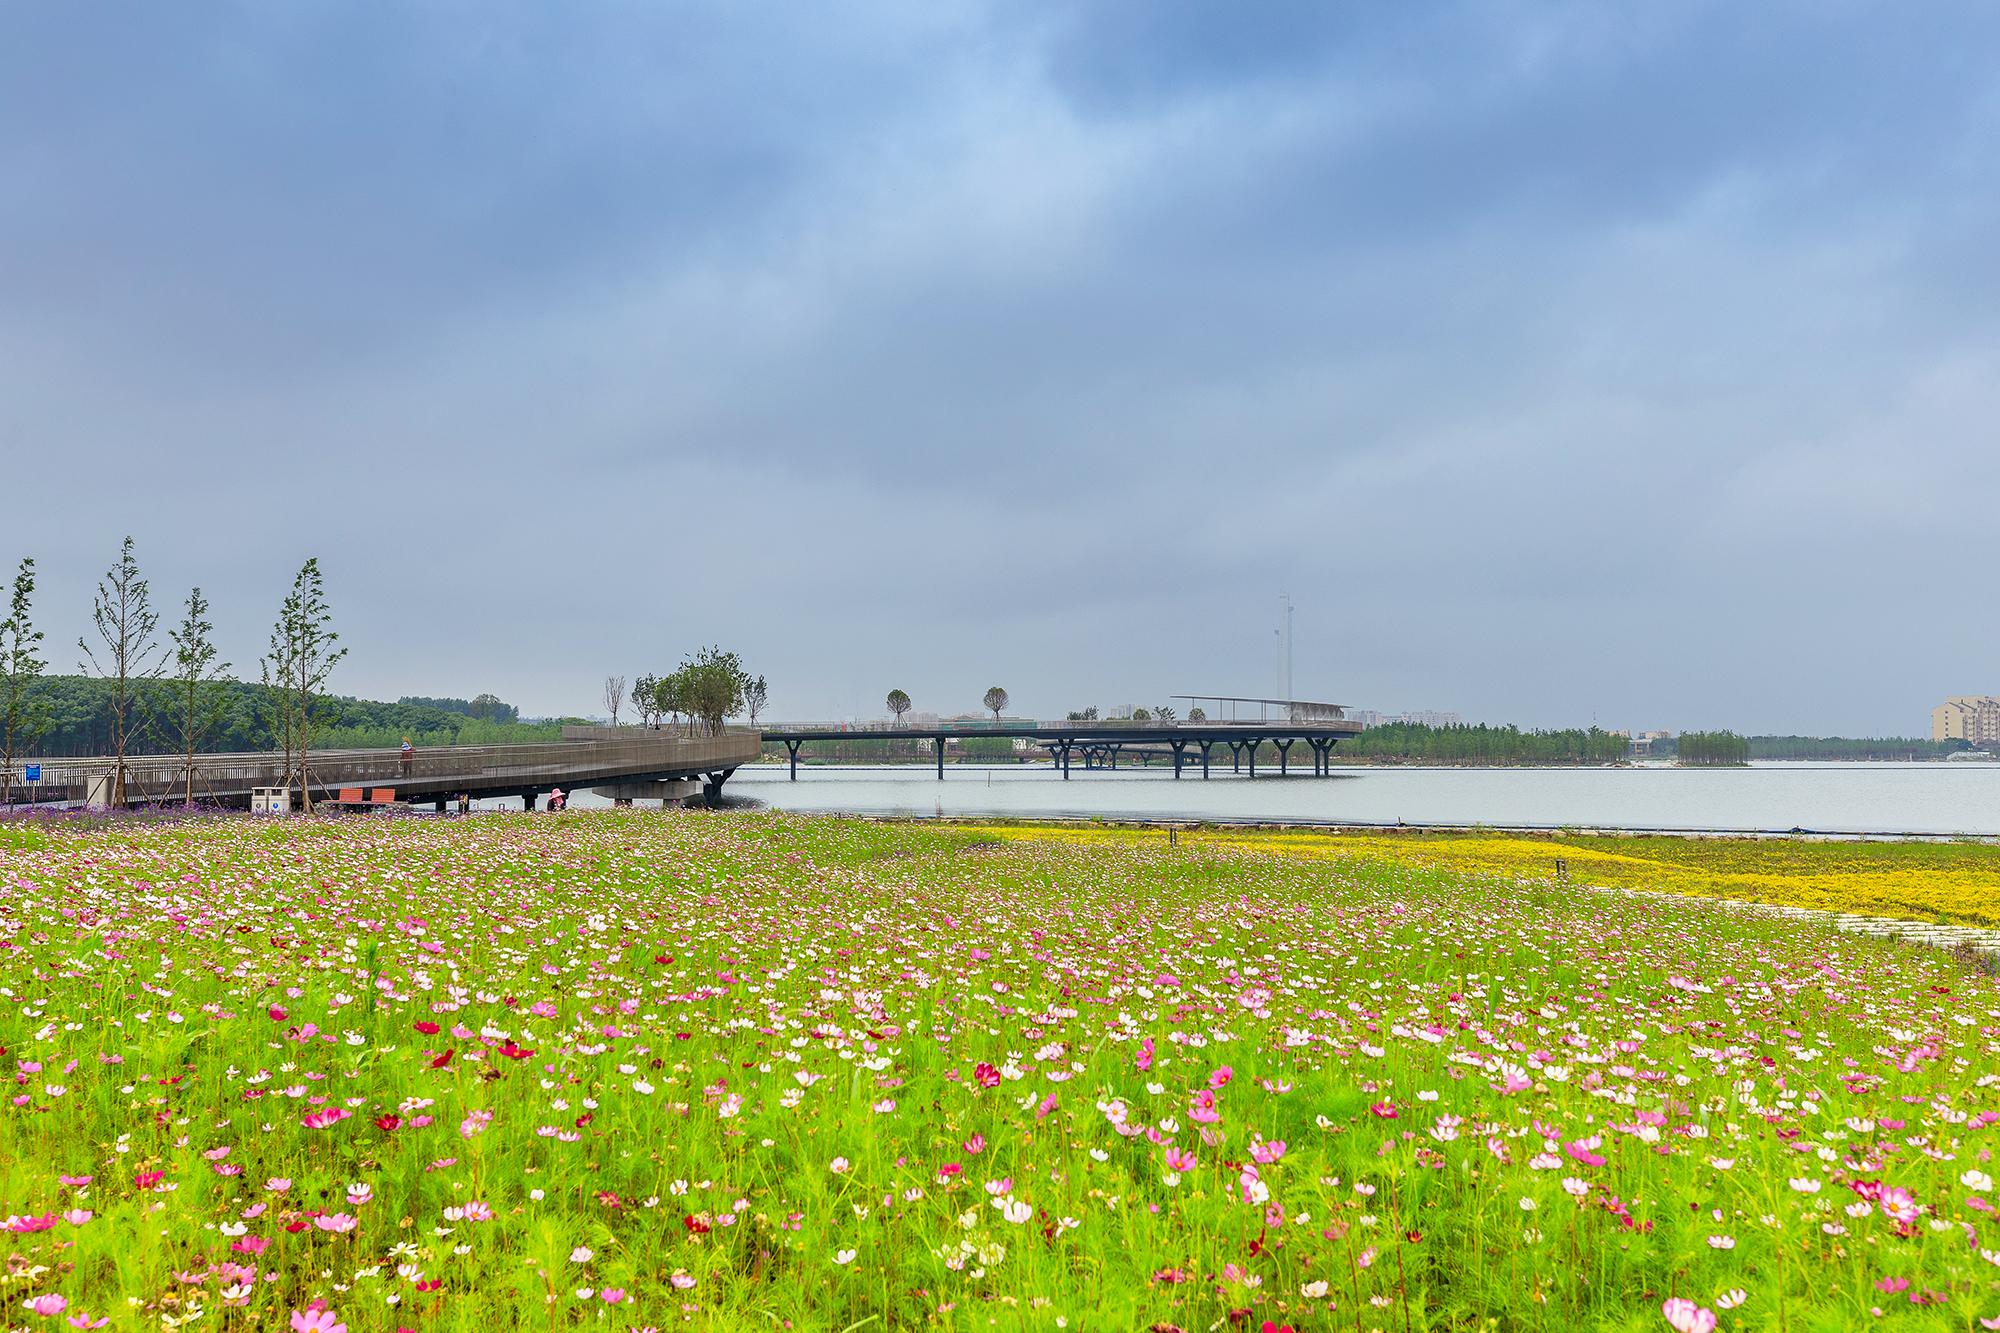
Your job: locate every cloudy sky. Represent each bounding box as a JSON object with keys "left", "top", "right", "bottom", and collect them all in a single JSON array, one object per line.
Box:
[{"left": 5, "top": 2, "right": 1997, "bottom": 734}]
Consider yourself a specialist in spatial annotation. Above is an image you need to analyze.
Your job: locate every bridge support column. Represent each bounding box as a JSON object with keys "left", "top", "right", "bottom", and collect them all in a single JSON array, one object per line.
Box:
[
  {"left": 434, "top": 798, "right": 447, "bottom": 813},
  {"left": 1108, "top": 744, "right": 1121, "bottom": 770},
  {"left": 701, "top": 767, "right": 736, "bottom": 807},
  {"left": 1171, "top": 739, "right": 1186, "bottom": 777},
  {"left": 1275, "top": 738, "right": 1294, "bottom": 775},
  {"left": 786, "top": 739, "right": 802, "bottom": 780},
  {"left": 1200, "top": 741, "right": 1212, "bottom": 779},
  {"left": 936, "top": 737, "right": 946, "bottom": 780},
  {"left": 520, "top": 790, "right": 538, "bottom": 812},
  {"left": 1230, "top": 741, "right": 1242, "bottom": 774},
  {"left": 1245, "top": 740, "right": 1260, "bottom": 778},
  {"left": 1060, "top": 742, "right": 1071, "bottom": 779}
]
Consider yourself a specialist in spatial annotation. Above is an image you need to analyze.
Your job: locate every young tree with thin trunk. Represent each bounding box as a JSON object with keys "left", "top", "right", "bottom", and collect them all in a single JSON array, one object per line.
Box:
[
  {"left": 886, "top": 689, "right": 911, "bottom": 724},
  {"left": 262, "top": 559, "right": 346, "bottom": 811},
  {"left": 983, "top": 685, "right": 1009, "bottom": 722},
  {"left": 79, "top": 536, "right": 166, "bottom": 805},
  {"left": 630, "top": 673, "right": 659, "bottom": 728},
  {"left": 603, "top": 674, "right": 627, "bottom": 727},
  {"left": 745, "top": 674, "right": 768, "bottom": 727},
  {"left": 166, "top": 587, "right": 231, "bottom": 806},
  {"left": 1, "top": 558, "right": 48, "bottom": 808}
]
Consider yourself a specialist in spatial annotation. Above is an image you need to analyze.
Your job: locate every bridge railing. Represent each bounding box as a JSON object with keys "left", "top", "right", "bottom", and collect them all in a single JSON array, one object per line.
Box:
[{"left": 5, "top": 732, "right": 760, "bottom": 805}]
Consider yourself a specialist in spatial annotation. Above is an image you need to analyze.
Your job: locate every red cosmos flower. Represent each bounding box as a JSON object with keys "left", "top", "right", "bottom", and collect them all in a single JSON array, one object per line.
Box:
[
  {"left": 414, "top": 1279, "right": 443, "bottom": 1293},
  {"left": 133, "top": 1170, "right": 166, "bottom": 1190},
  {"left": 374, "top": 1114, "right": 401, "bottom": 1132},
  {"left": 413, "top": 1021, "right": 440, "bottom": 1036},
  {"left": 430, "top": 1049, "right": 454, "bottom": 1069},
  {"left": 682, "top": 1215, "right": 711, "bottom": 1235},
  {"left": 974, "top": 1062, "right": 1002, "bottom": 1088},
  {"left": 497, "top": 1040, "right": 535, "bottom": 1060},
  {"left": 267, "top": 1005, "right": 288, "bottom": 1021},
  {"left": 1260, "top": 1323, "right": 1297, "bottom": 1333},
  {"left": 1369, "top": 1100, "right": 1399, "bottom": 1119},
  {"left": 284, "top": 1219, "right": 310, "bottom": 1234}
]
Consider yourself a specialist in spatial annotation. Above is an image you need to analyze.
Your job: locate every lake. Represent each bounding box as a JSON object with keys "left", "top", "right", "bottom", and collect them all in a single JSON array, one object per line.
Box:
[{"left": 700, "top": 761, "right": 2000, "bottom": 836}]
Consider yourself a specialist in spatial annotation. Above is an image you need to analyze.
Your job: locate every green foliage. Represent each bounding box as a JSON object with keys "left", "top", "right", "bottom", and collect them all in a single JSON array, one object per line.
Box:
[
  {"left": 1678, "top": 729, "right": 1750, "bottom": 766},
  {"left": 1748, "top": 734, "right": 1966, "bottom": 761},
  {"left": 1343, "top": 720, "right": 1629, "bottom": 765},
  {"left": 643, "top": 647, "right": 757, "bottom": 736},
  {"left": 886, "top": 688, "right": 912, "bottom": 721}
]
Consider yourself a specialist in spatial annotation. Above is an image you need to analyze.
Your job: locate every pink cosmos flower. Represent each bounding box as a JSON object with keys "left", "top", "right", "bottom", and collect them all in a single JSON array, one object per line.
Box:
[
  {"left": 300, "top": 1108, "right": 351, "bottom": 1130},
  {"left": 1661, "top": 1298, "right": 1717, "bottom": 1333},
  {"left": 313, "top": 1213, "right": 357, "bottom": 1234},
  {"left": 599, "top": 1289, "right": 625, "bottom": 1305},
  {"left": 26, "top": 1294, "right": 68, "bottom": 1316},
  {"left": 1135, "top": 1038, "right": 1155, "bottom": 1072},
  {"left": 1165, "top": 1146, "right": 1197, "bottom": 1172},
  {"left": 1207, "top": 1066, "right": 1233, "bottom": 1090},
  {"left": 290, "top": 1309, "right": 347, "bottom": 1333},
  {"left": 65, "top": 1313, "right": 110, "bottom": 1329},
  {"left": 60, "top": 1210, "right": 90, "bottom": 1226},
  {"left": 1250, "top": 1139, "right": 1288, "bottom": 1164}
]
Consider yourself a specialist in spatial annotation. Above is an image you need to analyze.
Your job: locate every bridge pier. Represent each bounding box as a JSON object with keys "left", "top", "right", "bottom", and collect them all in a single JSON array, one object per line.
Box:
[
  {"left": 1060, "top": 742, "right": 1071, "bottom": 780},
  {"left": 1229, "top": 741, "right": 1242, "bottom": 774},
  {"left": 786, "top": 739, "right": 803, "bottom": 780},
  {"left": 936, "top": 737, "right": 946, "bottom": 780},
  {"left": 1200, "top": 741, "right": 1212, "bottom": 779},
  {"left": 433, "top": 798, "right": 447, "bottom": 813},
  {"left": 1245, "top": 739, "right": 1260, "bottom": 778},
  {"left": 1275, "top": 738, "right": 1294, "bottom": 775},
  {"left": 1171, "top": 739, "right": 1186, "bottom": 777}
]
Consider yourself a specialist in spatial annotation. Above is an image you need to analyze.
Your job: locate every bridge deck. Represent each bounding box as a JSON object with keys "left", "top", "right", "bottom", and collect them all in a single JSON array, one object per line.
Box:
[{"left": 8, "top": 732, "right": 759, "bottom": 808}]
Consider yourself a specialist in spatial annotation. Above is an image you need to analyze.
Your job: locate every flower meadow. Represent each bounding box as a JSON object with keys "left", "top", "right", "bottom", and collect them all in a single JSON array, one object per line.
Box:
[{"left": 3, "top": 812, "right": 2000, "bottom": 1331}]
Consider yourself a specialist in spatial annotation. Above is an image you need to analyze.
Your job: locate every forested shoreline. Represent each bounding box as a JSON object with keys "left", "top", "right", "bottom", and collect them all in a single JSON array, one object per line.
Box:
[{"left": 16, "top": 675, "right": 577, "bottom": 756}]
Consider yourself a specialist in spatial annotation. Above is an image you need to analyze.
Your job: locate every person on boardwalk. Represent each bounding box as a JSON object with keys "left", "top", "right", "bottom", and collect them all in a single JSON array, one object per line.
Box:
[
  {"left": 400, "top": 737, "right": 414, "bottom": 778},
  {"left": 457, "top": 792, "right": 470, "bottom": 816},
  {"left": 549, "top": 786, "right": 566, "bottom": 811}
]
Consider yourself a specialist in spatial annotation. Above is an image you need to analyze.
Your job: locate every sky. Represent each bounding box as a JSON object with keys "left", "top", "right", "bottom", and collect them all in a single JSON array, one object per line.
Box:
[{"left": 5, "top": 1, "right": 1998, "bottom": 735}]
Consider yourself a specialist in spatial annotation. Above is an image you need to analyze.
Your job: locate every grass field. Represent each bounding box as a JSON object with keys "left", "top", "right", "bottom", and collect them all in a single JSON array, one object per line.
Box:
[{"left": 2, "top": 811, "right": 1998, "bottom": 1330}]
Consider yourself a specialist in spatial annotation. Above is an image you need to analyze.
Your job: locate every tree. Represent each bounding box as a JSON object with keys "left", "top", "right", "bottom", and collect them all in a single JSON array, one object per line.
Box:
[
  {"left": 261, "top": 558, "right": 347, "bottom": 811},
  {"left": 745, "top": 674, "right": 769, "bottom": 727},
  {"left": 1188, "top": 707, "right": 1207, "bottom": 722},
  {"left": 603, "top": 674, "right": 627, "bottom": 727},
  {"left": 651, "top": 672, "right": 687, "bottom": 734},
  {"left": 1131, "top": 707, "right": 1151, "bottom": 721},
  {"left": 79, "top": 536, "right": 166, "bottom": 805},
  {"left": 1155, "top": 704, "right": 1177, "bottom": 722},
  {"left": 466, "top": 693, "right": 517, "bottom": 724},
  {"left": 631, "top": 674, "right": 659, "bottom": 728},
  {"left": 676, "top": 646, "right": 748, "bottom": 736},
  {"left": 983, "top": 686, "right": 1009, "bottom": 721},
  {"left": 165, "top": 587, "right": 231, "bottom": 805},
  {"left": 1, "top": 558, "right": 48, "bottom": 807},
  {"left": 886, "top": 689, "right": 912, "bottom": 723},
  {"left": 1066, "top": 706, "right": 1099, "bottom": 722}
]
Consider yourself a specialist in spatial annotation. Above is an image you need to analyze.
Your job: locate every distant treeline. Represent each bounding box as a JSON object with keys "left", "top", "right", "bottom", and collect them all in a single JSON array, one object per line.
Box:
[
  {"left": 1747, "top": 735, "right": 1966, "bottom": 761},
  {"left": 1678, "top": 730, "right": 1750, "bottom": 766},
  {"left": 1339, "top": 722, "right": 1629, "bottom": 766},
  {"left": 20, "top": 675, "right": 573, "bottom": 757},
  {"left": 761, "top": 736, "right": 1022, "bottom": 763}
]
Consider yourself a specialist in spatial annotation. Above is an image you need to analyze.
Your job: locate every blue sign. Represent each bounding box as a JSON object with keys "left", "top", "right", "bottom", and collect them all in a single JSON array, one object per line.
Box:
[{"left": 22, "top": 764, "right": 39, "bottom": 783}]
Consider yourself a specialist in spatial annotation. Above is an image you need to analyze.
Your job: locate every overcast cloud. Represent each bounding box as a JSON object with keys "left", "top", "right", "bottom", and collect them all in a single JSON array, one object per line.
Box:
[{"left": 4, "top": 1, "right": 1997, "bottom": 733}]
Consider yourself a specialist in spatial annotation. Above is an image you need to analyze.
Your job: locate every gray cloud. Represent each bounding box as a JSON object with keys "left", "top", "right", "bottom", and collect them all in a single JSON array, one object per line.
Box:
[{"left": 4, "top": 1, "right": 1998, "bottom": 735}]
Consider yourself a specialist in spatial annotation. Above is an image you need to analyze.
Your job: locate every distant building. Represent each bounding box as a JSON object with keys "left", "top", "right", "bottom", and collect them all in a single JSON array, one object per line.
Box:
[
  {"left": 1346, "top": 708, "right": 1462, "bottom": 730},
  {"left": 1933, "top": 696, "right": 2000, "bottom": 747},
  {"left": 1398, "top": 710, "right": 1463, "bottom": 729}
]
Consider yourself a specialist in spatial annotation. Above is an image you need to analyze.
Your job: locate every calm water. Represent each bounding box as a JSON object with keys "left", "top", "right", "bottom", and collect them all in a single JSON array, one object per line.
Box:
[{"left": 697, "top": 761, "right": 2000, "bottom": 835}]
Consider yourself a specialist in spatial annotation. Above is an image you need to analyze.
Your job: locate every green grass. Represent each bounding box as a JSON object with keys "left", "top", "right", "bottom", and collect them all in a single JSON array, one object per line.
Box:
[{"left": 1, "top": 811, "right": 1996, "bottom": 1330}]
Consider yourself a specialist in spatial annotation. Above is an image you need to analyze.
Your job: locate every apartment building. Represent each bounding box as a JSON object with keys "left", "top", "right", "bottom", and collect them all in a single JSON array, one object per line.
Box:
[{"left": 1932, "top": 696, "right": 2000, "bottom": 746}]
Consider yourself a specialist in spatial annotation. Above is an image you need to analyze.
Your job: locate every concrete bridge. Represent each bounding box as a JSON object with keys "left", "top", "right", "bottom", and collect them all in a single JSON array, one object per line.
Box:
[
  {"left": 760, "top": 705, "right": 1365, "bottom": 780},
  {"left": 5, "top": 727, "right": 758, "bottom": 811}
]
